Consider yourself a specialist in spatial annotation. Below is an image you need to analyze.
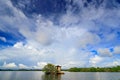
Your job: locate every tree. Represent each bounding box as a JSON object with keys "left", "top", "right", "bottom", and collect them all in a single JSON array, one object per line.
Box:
[{"left": 43, "top": 63, "right": 57, "bottom": 74}]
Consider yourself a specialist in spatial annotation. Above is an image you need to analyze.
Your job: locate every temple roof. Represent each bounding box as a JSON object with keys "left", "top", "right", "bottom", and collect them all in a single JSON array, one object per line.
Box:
[{"left": 56, "top": 65, "right": 61, "bottom": 67}]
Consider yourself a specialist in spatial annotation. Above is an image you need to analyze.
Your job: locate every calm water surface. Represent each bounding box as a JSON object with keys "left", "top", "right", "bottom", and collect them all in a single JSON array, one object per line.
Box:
[{"left": 0, "top": 71, "right": 120, "bottom": 80}]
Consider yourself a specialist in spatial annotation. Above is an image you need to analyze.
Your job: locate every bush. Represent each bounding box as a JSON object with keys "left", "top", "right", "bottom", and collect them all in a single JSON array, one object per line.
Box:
[{"left": 43, "top": 63, "right": 57, "bottom": 74}]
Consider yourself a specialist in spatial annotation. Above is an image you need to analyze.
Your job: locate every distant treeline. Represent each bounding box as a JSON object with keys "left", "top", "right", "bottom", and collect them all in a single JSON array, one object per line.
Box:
[
  {"left": 68, "top": 66, "right": 120, "bottom": 72},
  {"left": 1, "top": 66, "right": 120, "bottom": 72},
  {"left": 0, "top": 69, "right": 42, "bottom": 71}
]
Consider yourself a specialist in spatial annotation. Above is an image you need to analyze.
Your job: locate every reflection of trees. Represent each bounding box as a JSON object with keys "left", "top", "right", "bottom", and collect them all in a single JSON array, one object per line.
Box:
[{"left": 42, "top": 74, "right": 61, "bottom": 80}]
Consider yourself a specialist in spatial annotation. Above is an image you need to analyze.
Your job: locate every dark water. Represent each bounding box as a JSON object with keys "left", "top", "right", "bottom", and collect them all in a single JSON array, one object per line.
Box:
[{"left": 0, "top": 71, "right": 120, "bottom": 80}]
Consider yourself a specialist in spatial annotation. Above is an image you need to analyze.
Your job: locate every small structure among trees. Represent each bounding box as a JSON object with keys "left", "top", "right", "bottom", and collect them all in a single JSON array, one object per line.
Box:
[
  {"left": 56, "top": 65, "right": 64, "bottom": 74},
  {"left": 56, "top": 65, "right": 61, "bottom": 72},
  {"left": 43, "top": 63, "right": 64, "bottom": 74}
]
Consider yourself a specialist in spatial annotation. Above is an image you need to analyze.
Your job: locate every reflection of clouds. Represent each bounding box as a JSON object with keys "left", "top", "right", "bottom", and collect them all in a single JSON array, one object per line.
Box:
[
  {"left": 95, "top": 72, "right": 101, "bottom": 80},
  {"left": 0, "top": 71, "right": 44, "bottom": 80},
  {"left": 1, "top": 72, "right": 120, "bottom": 80},
  {"left": 42, "top": 74, "right": 61, "bottom": 80},
  {"left": 0, "top": 71, "right": 19, "bottom": 80},
  {"left": 0, "top": 71, "right": 12, "bottom": 80}
]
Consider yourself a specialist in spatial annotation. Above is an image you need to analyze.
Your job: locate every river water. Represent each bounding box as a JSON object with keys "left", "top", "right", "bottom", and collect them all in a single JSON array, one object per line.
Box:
[{"left": 0, "top": 71, "right": 120, "bottom": 80}]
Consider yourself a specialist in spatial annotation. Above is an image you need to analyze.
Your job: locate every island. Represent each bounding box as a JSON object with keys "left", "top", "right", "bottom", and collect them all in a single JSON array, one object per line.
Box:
[{"left": 43, "top": 63, "right": 64, "bottom": 74}]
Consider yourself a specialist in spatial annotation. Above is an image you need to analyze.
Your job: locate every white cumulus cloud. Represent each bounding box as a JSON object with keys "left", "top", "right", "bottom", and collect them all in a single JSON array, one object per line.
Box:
[
  {"left": 2, "top": 62, "right": 17, "bottom": 68},
  {"left": 33, "top": 62, "right": 47, "bottom": 69},
  {"left": 89, "top": 55, "right": 103, "bottom": 67},
  {"left": 18, "top": 64, "right": 28, "bottom": 69}
]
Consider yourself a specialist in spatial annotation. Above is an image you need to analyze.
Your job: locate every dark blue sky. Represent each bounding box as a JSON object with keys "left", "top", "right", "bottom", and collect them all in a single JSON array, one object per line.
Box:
[{"left": 11, "top": 0, "right": 120, "bottom": 17}]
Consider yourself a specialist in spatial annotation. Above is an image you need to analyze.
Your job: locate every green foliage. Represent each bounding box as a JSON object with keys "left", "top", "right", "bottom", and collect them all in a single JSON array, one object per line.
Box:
[
  {"left": 69, "top": 67, "right": 81, "bottom": 72},
  {"left": 68, "top": 66, "right": 120, "bottom": 72},
  {"left": 43, "top": 63, "right": 57, "bottom": 73}
]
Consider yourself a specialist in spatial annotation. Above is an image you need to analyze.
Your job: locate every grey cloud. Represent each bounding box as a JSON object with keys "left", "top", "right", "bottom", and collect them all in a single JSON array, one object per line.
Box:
[
  {"left": 114, "top": 46, "right": 120, "bottom": 54},
  {"left": 0, "top": 36, "right": 6, "bottom": 42},
  {"left": 97, "top": 48, "right": 113, "bottom": 57}
]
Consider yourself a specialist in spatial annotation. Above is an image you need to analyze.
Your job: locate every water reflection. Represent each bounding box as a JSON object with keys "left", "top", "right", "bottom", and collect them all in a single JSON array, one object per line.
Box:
[
  {"left": 42, "top": 74, "right": 61, "bottom": 80},
  {"left": 0, "top": 71, "right": 120, "bottom": 80}
]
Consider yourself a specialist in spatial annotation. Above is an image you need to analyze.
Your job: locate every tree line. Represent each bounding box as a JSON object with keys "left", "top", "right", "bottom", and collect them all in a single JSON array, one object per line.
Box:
[{"left": 68, "top": 66, "right": 120, "bottom": 72}]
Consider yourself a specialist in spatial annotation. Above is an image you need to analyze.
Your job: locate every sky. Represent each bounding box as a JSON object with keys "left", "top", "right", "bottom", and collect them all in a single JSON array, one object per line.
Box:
[{"left": 0, "top": 0, "right": 120, "bottom": 69}]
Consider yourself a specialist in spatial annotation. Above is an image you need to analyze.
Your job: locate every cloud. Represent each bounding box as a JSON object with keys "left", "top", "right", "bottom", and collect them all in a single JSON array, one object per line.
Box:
[
  {"left": 0, "top": 40, "right": 93, "bottom": 68},
  {"left": 89, "top": 55, "right": 103, "bottom": 67},
  {"left": 76, "top": 31, "right": 101, "bottom": 48},
  {"left": 33, "top": 62, "right": 47, "bottom": 69},
  {"left": 62, "top": 60, "right": 90, "bottom": 68},
  {"left": 104, "top": 60, "right": 120, "bottom": 67},
  {"left": 0, "top": 0, "right": 119, "bottom": 48},
  {"left": 13, "top": 42, "right": 24, "bottom": 48},
  {"left": 62, "top": 61, "right": 81, "bottom": 68},
  {"left": 2, "top": 62, "right": 17, "bottom": 68},
  {"left": 0, "top": 41, "right": 72, "bottom": 67},
  {"left": 114, "top": 46, "right": 120, "bottom": 54},
  {"left": 1, "top": 62, "right": 47, "bottom": 69},
  {"left": 0, "top": 42, "right": 46, "bottom": 65},
  {"left": 18, "top": 64, "right": 28, "bottom": 69},
  {"left": 0, "top": 56, "right": 8, "bottom": 61},
  {"left": 112, "top": 61, "right": 120, "bottom": 66},
  {"left": 0, "top": 36, "right": 6, "bottom": 42},
  {"left": 97, "top": 48, "right": 112, "bottom": 57},
  {"left": 0, "top": 0, "right": 120, "bottom": 68}
]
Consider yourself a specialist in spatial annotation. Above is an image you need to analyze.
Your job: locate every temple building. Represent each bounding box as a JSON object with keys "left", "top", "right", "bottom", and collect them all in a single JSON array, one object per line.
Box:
[{"left": 56, "top": 65, "right": 64, "bottom": 74}]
